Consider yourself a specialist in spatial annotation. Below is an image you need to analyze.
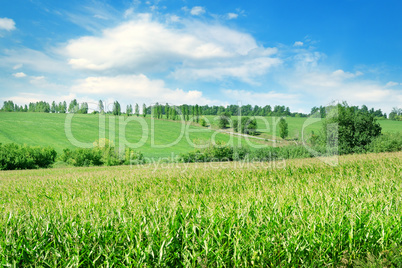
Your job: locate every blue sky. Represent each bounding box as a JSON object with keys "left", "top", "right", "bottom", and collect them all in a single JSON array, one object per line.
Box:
[{"left": 0, "top": 0, "right": 401, "bottom": 113}]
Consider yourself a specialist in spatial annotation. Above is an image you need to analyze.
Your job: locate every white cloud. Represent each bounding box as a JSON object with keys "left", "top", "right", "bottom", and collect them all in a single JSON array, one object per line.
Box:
[
  {"left": 63, "top": 14, "right": 280, "bottom": 84},
  {"left": 386, "top": 81, "right": 400, "bottom": 87},
  {"left": 0, "top": 18, "right": 16, "bottom": 31},
  {"left": 70, "top": 74, "right": 217, "bottom": 105},
  {"left": 190, "top": 6, "right": 205, "bottom": 16},
  {"left": 1, "top": 48, "right": 69, "bottom": 74},
  {"left": 13, "top": 72, "right": 27, "bottom": 78},
  {"left": 94, "top": 14, "right": 108, "bottom": 20},
  {"left": 173, "top": 56, "right": 282, "bottom": 84},
  {"left": 293, "top": 41, "right": 303, "bottom": 47},
  {"left": 13, "top": 64, "right": 23, "bottom": 70},
  {"left": 124, "top": 8, "right": 134, "bottom": 18},
  {"left": 227, "top": 13, "right": 238, "bottom": 20},
  {"left": 277, "top": 53, "right": 402, "bottom": 113}
]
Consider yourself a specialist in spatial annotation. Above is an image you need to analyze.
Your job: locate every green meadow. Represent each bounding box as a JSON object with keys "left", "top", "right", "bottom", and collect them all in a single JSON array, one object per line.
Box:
[
  {"left": 202, "top": 114, "right": 401, "bottom": 140},
  {"left": 0, "top": 112, "right": 265, "bottom": 158}
]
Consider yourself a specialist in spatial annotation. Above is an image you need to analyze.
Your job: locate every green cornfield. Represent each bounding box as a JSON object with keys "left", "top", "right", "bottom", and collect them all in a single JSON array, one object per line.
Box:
[{"left": 1, "top": 152, "right": 401, "bottom": 267}]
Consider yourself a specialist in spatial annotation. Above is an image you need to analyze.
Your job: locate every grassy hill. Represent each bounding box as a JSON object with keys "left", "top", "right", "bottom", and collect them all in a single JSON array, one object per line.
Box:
[
  {"left": 0, "top": 112, "right": 265, "bottom": 158},
  {"left": 1, "top": 112, "right": 401, "bottom": 158},
  {"left": 204, "top": 115, "right": 402, "bottom": 139}
]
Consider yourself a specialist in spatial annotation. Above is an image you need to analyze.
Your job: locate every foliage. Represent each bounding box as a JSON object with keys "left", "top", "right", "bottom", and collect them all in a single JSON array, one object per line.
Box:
[
  {"left": 0, "top": 143, "right": 56, "bottom": 170},
  {"left": 59, "top": 139, "right": 144, "bottom": 167},
  {"left": 217, "top": 111, "right": 231, "bottom": 129},
  {"left": 368, "top": 132, "right": 402, "bottom": 153},
  {"left": 233, "top": 117, "right": 257, "bottom": 135},
  {"left": 113, "top": 101, "right": 121, "bottom": 116},
  {"left": 278, "top": 117, "right": 289, "bottom": 139},
  {"left": 1, "top": 153, "right": 402, "bottom": 266},
  {"left": 389, "top": 107, "right": 402, "bottom": 121},
  {"left": 199, "top": 117, "right": 207, "bottom": 127},
  {"left": 179, "top": 142, "right": 235, "bottom": 162},
  {"left": 324, "top": 103, "right": 382, "bottom": 154}
]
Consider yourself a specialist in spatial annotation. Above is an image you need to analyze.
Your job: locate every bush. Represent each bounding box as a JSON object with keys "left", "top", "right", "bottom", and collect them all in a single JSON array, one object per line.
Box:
[
  {"left": 0, "top": 143, "right": 57, "bottom": 170},
  {"left": 200, "top": 117, "right": 207, "bottom": 127},
  {"left": 179, "top": 143, "right": 317, "bottom": 163},
  {"left": 60, "top": 148, "right": 103, "bottom": 167},
  {"left": 368, "top": 132, "right": 402, "bottom": 153},
  {"left": 324, "top": 103, "right": 381, "bottom": 154},
  {"left": 179, "top": 142, "right": 236, "bottom": 163},
  {"left": 59, "top": 139, "right": 144, "bottom": 167}
]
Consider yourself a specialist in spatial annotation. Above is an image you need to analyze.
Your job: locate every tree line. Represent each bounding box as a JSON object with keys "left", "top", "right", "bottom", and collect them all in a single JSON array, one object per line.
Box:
[{"left": 1, "top": 99, "right": 399, "bottom": 120}]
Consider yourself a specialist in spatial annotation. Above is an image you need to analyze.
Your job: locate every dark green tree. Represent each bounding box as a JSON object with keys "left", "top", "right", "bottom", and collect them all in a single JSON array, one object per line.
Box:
[
  {"left": 98, "top": 100, "right": 104, "bottom": 114},
  {"left": 112, "top": 101, "right": 121, "bottom": 116},
  {"left": 142, "top": 104, "right": 146, "bottom": 117},
  {"left": 218, "top": 111, "right": 231, "bottom": 129},
  {"left": 278, "top": 118, "right": 288, "bottom": 139},
  {"left": 324, "top": 102, "right": 382, "bottom": 154},
  {"left": 135, "top": 103, "right": 139, "bottom": 117}
]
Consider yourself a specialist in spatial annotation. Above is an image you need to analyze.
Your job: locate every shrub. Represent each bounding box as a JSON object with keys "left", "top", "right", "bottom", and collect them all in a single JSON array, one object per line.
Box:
[
  {"left": 200, "top": 117, "right": 207, "bottom": 127},
  {"left": 179, "top": 142, "right": 236, "bottom": 163},
  {"left": 324, "top": 103, "right": 381, "bottom": 154},
  {"left": 59, "top": 139, "right": 144, "bottom": 167},
  {"left": 0, "top": 143, "right": 57, "bottom": 170},
  {"left": 368, "top": 132, "right": 402, "bottom": 153}
]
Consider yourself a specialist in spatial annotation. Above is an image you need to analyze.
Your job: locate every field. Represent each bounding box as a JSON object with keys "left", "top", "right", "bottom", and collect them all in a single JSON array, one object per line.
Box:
[
  {"left": 1, "top": 152, "right": 401, "bottom": 266},
  {"left": 204, "top": 115, "right": 402, "bottom": 140},
  {"left": 1, "top": 113, "right": 401, "bottom": 159},
  {"left": 0, "top": 113, "right": 265, "bottom": 158}
]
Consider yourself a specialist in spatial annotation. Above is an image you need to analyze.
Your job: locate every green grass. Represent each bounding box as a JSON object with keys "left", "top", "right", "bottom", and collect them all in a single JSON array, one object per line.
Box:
[
  {"left": 0, "top": 113, "right": 263, "bottom": 158},
  {"left": 204, "top": 115, "right": 402, "bottom": 139},
  {"left": 0, "top": 152, "right": 401, "bottom": 266}
]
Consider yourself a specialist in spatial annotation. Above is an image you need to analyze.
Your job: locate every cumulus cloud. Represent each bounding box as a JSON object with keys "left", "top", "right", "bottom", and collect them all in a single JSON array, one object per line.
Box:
[
  {"left": 190, "top": 6, "right": 206, "bottom": 16},
  {"left": 63, "top": 14, "right": 279, "bottom": 83},
  {"left": 70, "top": 74, "right": 217, "bottom": 105},
  {"left": 0, "top": 18, "right": 16, "bottom": 31},
  {"left": 277, "top": 51, "right": 402, "bottom": 113},
  {"left": 13, "top": 72, "right": 27, "bottom": 78},
  {"left": 172, "top": 55, "right": 282, "bottom": 84},
  {"left": 227, "top": 13, "right": 238, "bottom": 20},
  {"left": 386, "top": 81, "right": 400, "bottom": 87},
  {"left": 293, "top": 41, "right": 303, "bottom": 47}
]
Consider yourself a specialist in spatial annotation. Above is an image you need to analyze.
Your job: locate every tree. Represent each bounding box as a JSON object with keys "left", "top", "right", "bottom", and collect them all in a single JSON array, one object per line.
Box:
[
  {"left": 79, "top": 102, "right": 88, "bottom": 114},
  {"left": 324, "top": 102, "right": 381, "bottom": 154},
  {"left": 51, "top": 101, "right": 56, "bottom": 113},
  {"left": 278, "top": 118, "right": 288, "bottom": 139},
  {"left": 233, "top": 117, "right": 257, "bottom": 135},
  {"left": 165, "top": 104, "right": 170, "bottom": 119},
  {"left": 135, "top": 103, "right": 139, "bottom": 117},
  {"left": 218, "top": 111, "right": 231, "bottom": 129},
  {"left": 195, "top": 104, "right": 199, "bottom": 123},
  {"left": 98, "top": 100, "right": 104, "bottom": 114},
  {"left": 142, "top": 104, "right": 146, "bottom": 117},
  {"left": 112, "top": 101, "right": 121, "bottom": 116},
  {"left": 126, "top": 104, "right": 132, "bottom": 116},
  {"left": 68, "top": 99, "right": 79, "bottom": 113}
]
